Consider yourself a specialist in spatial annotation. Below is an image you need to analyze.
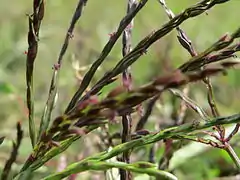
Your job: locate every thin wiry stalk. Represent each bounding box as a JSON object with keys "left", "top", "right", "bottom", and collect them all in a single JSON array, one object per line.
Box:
[
  {"left": 37, "top": 0, "right": 88, "bottom": 141},
  {"left": 158, "top": 139, "right": 174, "bottom": 170},
  {"left": 120, "top": 1, "right": 137, "bottom": 179},
  {"left": 44, "top": 113, "right": 240, "bottom": 180},
  {"left": 225, "top": 123, "right": 240, "bottom": 142},
  {"left": 204, "top": 78, "right": 220, "bottom": 117},
  {"left": 176, "top": 87, "right": 189, "bottom": 124},
  {"left": 207, "top": 83, "right": 240, "bottom": 169},
  {"left": 1, "top": 122, "right": 23, "bottom": 180},
  {"left": 135, "top": 95, "right": 159, "bottom": 131},
  {"left": 65, "top": 0, "right": 149, "bottom": 114},
  {"left": 224, "top": 142, "right": 240, "bottom": 169},
  {"left": 26, "top": 0, "right": 45, "bottom": 147},
  {"left": 169, "top": 89, "right": 209, "bottom": 120},
  {"left": 73, "top": 0, "right": 234, "bottom": 110},
  {"left": 121, "top": 114, "right": 133, "bottom": 180}
]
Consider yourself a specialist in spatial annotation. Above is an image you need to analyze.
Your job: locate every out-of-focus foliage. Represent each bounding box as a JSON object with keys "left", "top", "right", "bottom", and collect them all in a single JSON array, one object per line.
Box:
[{"left": 0, "top": 0, "right": 240, "bottom": 179}]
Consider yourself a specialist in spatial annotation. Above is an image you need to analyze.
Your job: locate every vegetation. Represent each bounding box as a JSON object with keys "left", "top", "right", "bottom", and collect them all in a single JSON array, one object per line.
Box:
[{"left": 1, "top": 0, "right": 240, "bottom": 179}]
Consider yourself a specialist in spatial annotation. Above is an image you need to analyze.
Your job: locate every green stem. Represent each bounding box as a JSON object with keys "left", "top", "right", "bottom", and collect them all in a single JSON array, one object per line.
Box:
[
  {"left": 224, "top": 142, "right": 240, "bottom": 170},
  {"left": 43, "top": 161, "right": 177, "bottom": 180}
]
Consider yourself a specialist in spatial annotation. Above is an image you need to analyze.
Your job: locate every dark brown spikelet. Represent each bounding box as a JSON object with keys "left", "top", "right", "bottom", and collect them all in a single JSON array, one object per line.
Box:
[
  {"left": 220, "top": 60, "right": 240, "bottom": 68},
  {"left": 106, "top": 86, "right": 127, "bottom": 98},
  {"left": 153, "top": 70, "right": 188, "bottom": 88},
  {"left": 186, "top": 67, "right": 223, "bottom": 81},
  {"left": 52, "top": 116, "right": 65, "bottom": 128},
  {"left": 76, "top": 95, "right": 99, "bottom": 111}
]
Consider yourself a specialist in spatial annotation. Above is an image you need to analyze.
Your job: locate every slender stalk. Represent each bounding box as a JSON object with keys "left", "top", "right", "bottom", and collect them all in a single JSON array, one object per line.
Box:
[
  {"left": 1, "top": 122, "right": 23, "bottom": 180},
  {"left": 120, "top": 0, "right": 137, "bottom": 179},
  {"left": 135, "top": 95, "right": 159, "bottom": 131},
  {"left": 38, "top": 0, "right": 89, "bottom": 141},
  {"left": 224, "top": 142, "right": 240, "bottom": 170},
  {"left": 170, "top": 89, "right": 209, "bottom": 120}
]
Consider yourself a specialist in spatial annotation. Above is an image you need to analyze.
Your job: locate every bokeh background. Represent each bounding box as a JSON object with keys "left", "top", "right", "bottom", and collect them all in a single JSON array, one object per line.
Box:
[{"left": 0, "top": 0, "right": 240, "bottom": 179}]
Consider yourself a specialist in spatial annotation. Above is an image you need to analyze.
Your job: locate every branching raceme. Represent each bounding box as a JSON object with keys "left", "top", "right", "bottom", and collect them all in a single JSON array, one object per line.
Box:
[
  {"left": 18, "top": 59, "right": 240, "bottom": 177},
  {"left": 13, "top": 0, "right": 240, "bottom": 179}
]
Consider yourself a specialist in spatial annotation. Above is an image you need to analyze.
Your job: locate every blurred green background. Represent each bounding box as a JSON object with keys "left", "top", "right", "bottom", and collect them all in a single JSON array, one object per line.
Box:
[{"left": 0, "top": 0, "right": 240, "bottom": 179}]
